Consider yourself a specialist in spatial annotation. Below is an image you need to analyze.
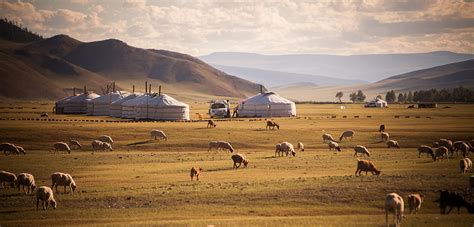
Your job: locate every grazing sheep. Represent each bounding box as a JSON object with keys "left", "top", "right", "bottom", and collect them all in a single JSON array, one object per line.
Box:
[
  {"left": 407, "top": 193, "right": 424, "bottom": 214},
  {"left": 433, "top": 142, "right": 440, "bottom": 148},
  {"left": 0, "top": 171, "right": 17, "bottom": 189},
  {"left": 207, "top": 120, "right": 216, "bottom": 128},
  {"left": 460, "top": 158, "right": 472, "bottom": 174},
  {"left": 328, "top": 141, "right": 341, "bottom": 152},
  {"left": 53, "top": 142, "right": 71, "bottom": 154},
  {"left": 266, "top": 120, "right": 280, "bottom": 130},
  {"left": 17, "top": 173, "right": 36, "bottom": 194},
  {"left": 99, "top": 135, "right": 114, "bottom": 145},
  {"left": 0, "top": 143, "right": 20, "bottom": 155},
  {"left": 36, "top": 186, "right": 56, "bottom": 210},
  {"left": 208, "top": 141, "right": 234, "bottom": 153},
  {"left": 436, "top": 190, "right": 474, "bottom": 214},
  {"left": 51, "top": 172, "right": 77, "bottom": 194},
  {"left": 417, "top": 145, "right": 434, "bottom": 159},
  {"left": 434, "top": 146, "right": 449, "bottom": 161},
  {"left": 15, "top": 145, "right": 26, "bottom": 155},
  {"left": 190, "top": 167, "right": 203, "bottom": 181},
  {"left": 438, "top": 139, "right": 453, "bottom": 151},
  {"left": 100, "top": 142, "right": 113, "bottom": 151},
  {"left": 322, "top": 133, "right": 336, "bottom": 143},
  {"left": 40, "top": 112, "right": 48, "bottom": 118},
  {"left": 275, "top": 143, "right": 282, "bottom": 157},
  {"left": 69, "top": 140, "right": 82, "bottom": 150},
  {"left": 353, "top": 145, "right": 370, "bottom": 157},
  {"left": 208, "top": 141, "right": 220, "bottom": 152},
  {"left": 339, "top": 130, "right": 355, "bottom": 141},
  {"left": 91, "top": 140, "right": 103, "bottom": 152},
  {"left": 297, "top": 142, "right": 304, "bottom": 152},
  {"left": 385, "top": 193, "right": 404, "bottom": 226},
  {"left": 231, "top": 153, "right": 249, "bottom": 168},
  {"left": 355, "top": 159, "right": 381, "bottom": 176},
  {"left": 379, "top": 124, "right": 385, "bottom": 132},
  {"left": 150, "top": 130, "right": 167, "bottom": 141},
  {"left": 278, "top": 142, "right": 296, "bottom": 157},
  {"left": 458, "top": 142, "right": 471, "bottom": 158},
  {"left": 387, "top": 140, "right": 400, "bottom": 149},
  {"left": 381, "top": 132, "right": 389, "bottom": 141}
]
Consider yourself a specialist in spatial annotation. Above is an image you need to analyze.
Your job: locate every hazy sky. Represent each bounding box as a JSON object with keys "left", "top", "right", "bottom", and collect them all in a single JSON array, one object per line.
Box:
[{"left": 1, "top": 0, "right": 473, "bottom": 56}]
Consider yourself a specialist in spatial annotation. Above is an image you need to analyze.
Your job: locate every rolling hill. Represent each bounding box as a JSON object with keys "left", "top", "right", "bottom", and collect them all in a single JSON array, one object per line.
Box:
[
  {"left": 200, "top": 52, "right": 474, "bottom": 82},
  {"left": 0, "top": 30, "right": 263, "bottom": 101}
]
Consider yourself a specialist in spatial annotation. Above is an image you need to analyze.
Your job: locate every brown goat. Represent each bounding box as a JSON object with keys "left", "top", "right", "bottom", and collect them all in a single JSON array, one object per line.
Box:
[
  {"left": 190, "top": 167, "right": 203, "bottom": 181},
  {"left": 355, "top": 159, "right": 381, "bottom": 176},
  {"left": 266, "top": 120, "right": 279, "bottom": 130},
  {"left": 207, "top": 120, "right": 216, "bottom": 128}
]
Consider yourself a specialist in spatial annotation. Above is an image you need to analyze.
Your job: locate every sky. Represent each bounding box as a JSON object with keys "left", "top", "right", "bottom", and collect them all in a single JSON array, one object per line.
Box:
[{"left": 1, "top": 0, "right": 473, "bottom": 56}]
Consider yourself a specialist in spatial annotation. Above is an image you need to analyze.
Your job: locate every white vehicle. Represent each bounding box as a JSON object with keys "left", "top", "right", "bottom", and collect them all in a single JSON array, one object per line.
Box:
[{"left": 209, "top": 100, "right": 230, "bottom": 118}]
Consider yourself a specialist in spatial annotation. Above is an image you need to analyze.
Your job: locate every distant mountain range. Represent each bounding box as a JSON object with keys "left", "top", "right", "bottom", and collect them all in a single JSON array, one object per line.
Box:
[
  {"left": 200, "top": 51, "right": 474, "bottom": 83},
  {"left": 0, "top": 21, "right": 262, "bottom": 101}
]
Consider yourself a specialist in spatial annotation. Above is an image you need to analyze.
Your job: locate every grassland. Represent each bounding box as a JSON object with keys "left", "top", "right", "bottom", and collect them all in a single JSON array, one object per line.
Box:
[{"left": 0, "top": 102, "right": 473, "bottom": 226}]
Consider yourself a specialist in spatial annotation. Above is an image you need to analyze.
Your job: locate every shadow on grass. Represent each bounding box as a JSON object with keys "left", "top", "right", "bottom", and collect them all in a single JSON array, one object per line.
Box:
[
  {"left": 0, "top": 193, "right": 22, "bottom": 198},
  {"left": 205, "top": 167, "right": 236, "bottom": 172},
  {"left": 0, "top": 210, "right": 21, "bottom": 214},
  {"left": 126, "top": 140, "right": 154, "bottom": 146}
]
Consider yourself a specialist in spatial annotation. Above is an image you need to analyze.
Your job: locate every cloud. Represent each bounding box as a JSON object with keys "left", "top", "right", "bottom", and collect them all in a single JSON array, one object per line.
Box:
[
  {"left": 123, "top": 0, "right": 146, "bottom": 8},
  {"left": 70, "top": 0, "right": 90, "bottom": 5}
]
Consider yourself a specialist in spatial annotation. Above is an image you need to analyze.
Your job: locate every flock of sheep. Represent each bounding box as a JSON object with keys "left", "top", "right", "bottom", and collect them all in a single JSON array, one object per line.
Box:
[{"left": 1, "top": 118, "right": 473, "bottom": 226}]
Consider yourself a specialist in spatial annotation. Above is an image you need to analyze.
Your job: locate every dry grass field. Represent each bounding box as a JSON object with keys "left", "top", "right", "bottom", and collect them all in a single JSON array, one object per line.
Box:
[{"left": 1, "top": 102, "right": 474, "bottom": 226}]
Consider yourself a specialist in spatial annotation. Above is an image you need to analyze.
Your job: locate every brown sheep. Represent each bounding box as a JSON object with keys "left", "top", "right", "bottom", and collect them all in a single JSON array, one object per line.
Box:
[
  {"left": 438, "top": 139, "right": 453, "bottom": 151},
  {"left": 231, "top": 153, "right": 249, "bottom": 168},
  {"left": 434, "top": 146, "right": 449, "bottom": 161},
  {"left": 36, "top": 186, "right": 56, "bottom": 210},
  {"left": 407, "top": 193, "right": 424, "bottom": 214},
  {"left": 418, "top": 145, "right": 434, "bottom": 159},
  {"left": 460, "top": 158, "right": 472, "bottom": 174},
  {"left": 266, "top": 120, "right": 279, "bottom": 130},
  {"left": 353, "top": 145, "right": 370, "bottom": 157},
  {"left": 385, "top": 193, "right": 404, "bottom": 226},
  {"left": 0, "top": 171, "right": 17, "bottom": 189},
  {"left": 387, "top": 140, "right": 400, "bottom": 149},
  {"left": 51, "top": 172, "right": 77, "bottom": 194},
  {"left": 355, "top": 159, "right": 381, "bottom": 176},
  {"left": 190, "top": 167, "right": 203, "bottom": 181},
  {"left": 207, "top": 120, "right": 216, "bottom": 128},
  {"left": 17, "top": 173, "right": 36, "bottom": 194},
  {"left": 339, "top": 130, "right": 355, "bottom": 141},
  {"left": 0, "top": 143, "right": 20, "bottom": 155},
  {"left": 322, "top": 133, "right": 336, "bottom": 143},
  {"left": 381, "top": 132, "right": 389, "bottom": 141}
]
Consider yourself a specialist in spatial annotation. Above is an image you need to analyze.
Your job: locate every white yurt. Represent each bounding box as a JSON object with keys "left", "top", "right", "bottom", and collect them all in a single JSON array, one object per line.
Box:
[
  {"left": 365, "top": 98, "right": 388, "bottom": 108},
  {"left": 86, "top": 91, "right": 129, "bottom": 116},
  {"left": 135, "top": 94, "right": 190, "bottom": 120},
  {"left": 238, "top": 92, "right": 296, "bottom": 117},
  {"left": 120, "top": 94, "right": 154, "bottom": 119},
  {"left": 62, "top": 92, "right": 101, "bottom": 114},
  {"left": 55, "top": 95, "right": 77, "bottom": 114},
  {"left": 109, "top": 93, "right": 141, "bottom": 118}
]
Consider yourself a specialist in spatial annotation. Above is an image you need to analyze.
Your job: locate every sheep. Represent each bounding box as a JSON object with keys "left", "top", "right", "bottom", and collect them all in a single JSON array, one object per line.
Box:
[
  {"left": 69, "top": 140, "right": 82, "bottom": 150},
  {"left": 379, "top": 124, "right": 385, "bottom": 132},
  {"left": 0, "top": 171, "right": 17, "bottom": 189},
  {"left": 190, "top": 167, "right": 203, "bottom": 181},
  {"left": 385, "top": 193, "right": 404, "bottom": 226},
  {"left": 387, "top": 140, "right": 400, "bottom": 149},
  {"left": 339, "top": 130, "right": 355, "bottom": 141},
  {"left": 0, "top": 143, "right": 20, "bottom": 155},
  {"left": 322, "top": 133, "right": 336, "bottom": 143},
  {"left": 207, "top": 120, "right": 217, "bottom": 128},
  {"left": 277, "top": 142, "right": 296, "bottom": 157},
  {"left": 434, "top": 146, "right": 449, "bottom": 161},
  {"left": 15, "top": 145, "right": 26, "bottom": 155},
  {"left": 407, "top": 193, "right": 424, "bottom": 214},
  {"left": 355, "top": 159, "right": 381, "bottom": 176},
  {"left": 266, "top": 120, "right": 279, "bottom": 130},
  {"left": 353, "top": 145, "right": 370, "bottom": 157},
  {"left": 417, "top": 145, "right": 434, "bottom": 159},
  {"left": 40, "top": 112, "right": 49, "bottom": 118},
  {"left": 231, "top": 153, "right": 249, "bottom": 168},
  {"left": 36, "top": 186, "right": 56, "bottom": 210},
  {"left": 53, "top": 142, "right": 71, "bottom": 154},
  {"left": 275, "top": 143, "right": 282, "bottom": 157},
  {"left": 17, "top": 173, "right": 36, "bottom": 194},
  {"left": 460, "top": 158, "right": 472, "bottom": 174},
  {"left": 51, "top": 172, "right": 77, "bottom": 194},
  {"left": 381, "top": 132, "right": 389, "bottom": 141},
  {"left": 214, "top": 141, "right": 234, "bottom": 153},
  {"left": 328, "top": 141, "right": 341, "bottom": 152},
  {"left": 99, "top": 135, "right": 114, "bottom": 145},
  {"left": 150, "top": 130, "right": 167, "bottom": 141},
  {"left": 92, "top": 140, "right": 103, "bottom": 151},
  {"left": 297, "top": 142, "right": 304, "bottom": 152},
  {"left": 457, "top": 142, "right": 471, "bottom": 158},
  {"left": 433, "top": 142, "right": 440, "bottom": 148},
  {"left": 436, "top": 190, "right": 474, "bottom": 214},
  {"left": 100, "top": 142, "right": 113, "bottom": 151},
  {"left": 438, "top": 139, "right": 453, "bottom": 151}
]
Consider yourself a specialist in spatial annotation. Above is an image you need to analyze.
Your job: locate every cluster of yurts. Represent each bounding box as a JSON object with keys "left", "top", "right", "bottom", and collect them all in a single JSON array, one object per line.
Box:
[{"left": 54, "top": 83, "right": 297, "bottom": 121}]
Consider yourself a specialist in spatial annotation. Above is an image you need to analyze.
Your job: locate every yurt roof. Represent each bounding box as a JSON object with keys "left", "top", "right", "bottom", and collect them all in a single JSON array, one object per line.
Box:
[
  {"left": 66, "top": 92, "right": 100, "bottom": 103},
  {"left": 56, "top": 94, "right": 77, "bottom": 104},
  {"left": 146, "top": 94, "right": 189, "bottom": 107},
  {"left": 111, "top": 93, "right": 141, "bottom": 106},
  {"left": 90, "top": 91, "right": 129, "bottom": 104},
  {"left": 121, "top": 94, "right": 154, "bottom": 107},
  {"left": 241, "top": 92, "right": 294, "bottom": 105}
]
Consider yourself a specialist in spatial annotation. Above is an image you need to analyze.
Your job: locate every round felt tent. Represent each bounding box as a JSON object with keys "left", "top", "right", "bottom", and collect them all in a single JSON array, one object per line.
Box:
[
  {"left": 238, "top": 92, "right": 296, "bottom": 117},
  {"left": 86, "top": 91, "right": 130, "bottom": 116},
  {"left": 134, "top": 94, "right": 190, "bottom": 120},
  {"left": 109, "top": 93, "right": 141, "bottom": 118},
  {"left": 55, "top": 95, "right": 77, "bottom": 114},
  {"left": 62, "top": 92, "right": 100, "bottom": 114},
  {"left": 364, "top": 98, "right": 388, "bottom": 108},
  {"left": 120, "top": 94, "right": 154, "bottom": 119}
]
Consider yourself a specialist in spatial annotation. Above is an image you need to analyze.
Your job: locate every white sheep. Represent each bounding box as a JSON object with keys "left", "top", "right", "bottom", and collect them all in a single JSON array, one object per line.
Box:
[
  {"left": 407, "top": 193, "right": 424, "bottom": 214},
  {"left": 69, "top": 140, "right": 82, "bottom": 150},
  {"left": 91, "top": 140, "right": 103, "bottom": 152},
  {"left": 381, "top": 132, "right": 389, "bottom": 141},
  {"left": 99, "top": 135, "right": 114, "bottom": 145},
  {"left": 417, "top": 145, "right": 434, "bottom": 159},
  {"left": 387, "top": 140, "right": 400, "bottom": 149},
  {"left": 51, "top": 172, "right": 77, "bottom": 194},
  {"left": 460, "top": 158, "right": 472, "bottom": 174},
  {"left": 353, "top": 145, "right": 370, "bottom": 157},
  {"left": 328, "top": 141, "right": 341, "bottom": 152},
  {"left": 0, "top": 171, "right": 17, "bottom": 189},
  {"left": 279, "top": 142, "right": 296, "bottom": 157},
  {"left": 17, "top": 173, "right": 36, "bottom": 194},
  {"left": 385, "top": 193, "right": 404, "bottom": 226},
  {"left": 275, "top": 143, "right": 282, "bottom": 157},
  {"left": 150, "top": 130, "right": 167, "bottom": 141},
  {"left": 297, "top": 142, "right": 305, "bottom": 152},
  {"left": 101, "top": 142, "right": 113, "bottom": 151},
  {"left": 322, "top": 133, "right": 336, "bottom": 143},
  {"left": 208, "top": 141, "right": 234, "bottom": 153},
  {"left": 36, "top": 186, "right": 57, "bottom": 210},
  {"left": 53, "top": 142, "right": 71, "bottom": 154},
  {"left": 339, "top": 130, "right": 355, "bottom": 141}
]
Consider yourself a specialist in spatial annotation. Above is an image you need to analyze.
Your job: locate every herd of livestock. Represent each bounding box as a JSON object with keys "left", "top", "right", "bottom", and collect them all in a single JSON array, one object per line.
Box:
[{"left": 1, "top": 119, "right": 473, "bottom": 226}]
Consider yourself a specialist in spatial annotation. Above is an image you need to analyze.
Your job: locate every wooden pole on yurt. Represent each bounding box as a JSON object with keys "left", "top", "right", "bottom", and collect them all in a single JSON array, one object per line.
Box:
[
  {"left": 149, "top": 84, "right": 152, "bottom": 94},
  {"left": 84, "top": 85, "right": 87, "bottom": 94},
  {"left": 73, "top": 87, "right": 76, "bottom": 96},
  {"left": 145, "top": 81, "right": 148, "bottom": 94},
  {"left": 260, "top": 85, "right": 263, "bottom": 94},
  {"left": 159, "top": 86, "right": 162, "bottom": 96},
  {"left": 132, "top": 85, "right": 135, "bottom": 93},
  {"left": 113, "top": 82, "right": 115, "bottom": 92}
]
